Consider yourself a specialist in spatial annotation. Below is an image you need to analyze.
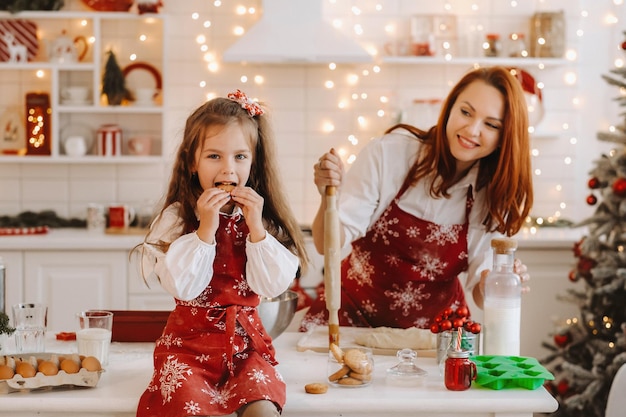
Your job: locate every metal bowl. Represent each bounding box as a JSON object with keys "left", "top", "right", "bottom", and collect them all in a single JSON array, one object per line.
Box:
[{"left": 258, "top": 290, "right": 298, "bottom": 339}]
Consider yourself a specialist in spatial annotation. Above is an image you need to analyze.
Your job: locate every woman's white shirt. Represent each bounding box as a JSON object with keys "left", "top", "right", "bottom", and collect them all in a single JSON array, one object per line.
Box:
[
  {"left": 141, "top": 204, "right": 299, "bottom": 301},
  {"left": 338, "top": 130, "right": 499, "bottom": 292}
]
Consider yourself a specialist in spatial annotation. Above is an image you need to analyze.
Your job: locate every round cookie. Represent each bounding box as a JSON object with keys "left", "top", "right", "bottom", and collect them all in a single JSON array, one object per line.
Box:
[
  {"left": 328, "top": 364, "right": 350, "bottom": 382},
  {"left": 305, "top": 382, "right": 329, "bottom": 394},
  {"left": 330, "top": 343, "right": 344, "bottom": 363},
  {"left": 349, "top": 371, "right": 372, "bottom": 381},
  {"left": 344, "top": 348, "right": 372, "bottom": 375},
  {"left": 337, "top": 376, "right": 363, "bottom": 386}
]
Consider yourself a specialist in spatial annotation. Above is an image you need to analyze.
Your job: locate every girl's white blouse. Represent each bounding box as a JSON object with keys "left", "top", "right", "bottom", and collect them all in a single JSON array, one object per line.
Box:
[
  {"left": 338, "top": 130, "right": 500, "bottom": 292},
  {"left": 141, "top": 204, "right": 299, "bottom": 301}
]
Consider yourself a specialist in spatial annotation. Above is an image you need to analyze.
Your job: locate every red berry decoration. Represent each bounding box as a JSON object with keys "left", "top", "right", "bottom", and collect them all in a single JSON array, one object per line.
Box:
[
  {"left": 430, "top": 307, "right": 481, "bottom": 334},
  {"left": 554, "top": 332, "right": 570, "bottom": 348},
  {"left": 568, "top": 270, "right": 579, "bottom": 282},
  {"left": 613, "top": 177, "right": 626, "bottom": 196},
  {"left": 586, "top": 194, "right": 597, "bottom": 205},
  {"left": 622, "top": 40, "right": 626, "bottom": 50},
  {"left": 456, "top": 306, "right": 469, "bottom": 318},
  {"left": 556, "top": 379, "right": 569, "bottom": 396},
  {"left": 587, "top": 177, "right": 601, "bottom": 189}
]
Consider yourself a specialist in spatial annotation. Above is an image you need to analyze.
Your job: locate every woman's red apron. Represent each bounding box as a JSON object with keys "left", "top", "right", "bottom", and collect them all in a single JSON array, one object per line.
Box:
[
  {"left": 137, "top": 212, "right": 286, "bottom": 417},
  {"left": 301, "top": 184, "right": 473, "bottom": 330}
]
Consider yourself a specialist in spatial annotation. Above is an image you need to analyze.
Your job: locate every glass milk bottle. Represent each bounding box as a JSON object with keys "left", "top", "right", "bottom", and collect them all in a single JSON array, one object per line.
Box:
[{"left": 483, "top": 238, "right": 521, "bottom": 356}]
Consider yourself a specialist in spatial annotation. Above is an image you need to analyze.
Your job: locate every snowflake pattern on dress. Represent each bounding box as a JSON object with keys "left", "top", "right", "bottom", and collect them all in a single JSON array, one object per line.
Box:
[
  {"left": 346, "top": 245, "right": 375, "bottom": 287},
  {"left": 414, "top": 253, "right": 449, "bottom": 281},
  {"left": 384, "top": 281, "right": 431, "bottom": 316},
  {"left": 233, "top": 278, "right": 250, "bottom": 295},
  {"left": 370, "top": 205, "right": 400, "bottom": 245},
  {"left": 425, "top": 223, "right": 462, "bottom": 246},
  {"left": 201, "top": 380, "right": 239, "bottom": 409},
  {"left": 159, "top": 355, "right": 193, "bottom": 404},
  {"left": 248, "top": 368, "right": 271, "bottom": 385},
  {"left": 184, "top": 400, "right": 202, "bottom": 415},
  {"left": 157, "top": 333, "right": 184, "bottom": 349}
]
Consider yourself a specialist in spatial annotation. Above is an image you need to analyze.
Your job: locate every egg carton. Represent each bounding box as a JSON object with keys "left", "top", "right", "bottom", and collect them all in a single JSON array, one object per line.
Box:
[
  {"left": 472, "top": 355, "right": 554, "bottom": 390},
  {"left": 0, "top": 352, "right": 103, "bottom": 394}
]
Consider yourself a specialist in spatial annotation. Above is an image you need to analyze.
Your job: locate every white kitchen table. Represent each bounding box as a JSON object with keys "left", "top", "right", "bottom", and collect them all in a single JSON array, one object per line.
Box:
[{"left": 0, "top": 332, "right": 558, "bottom": 417}]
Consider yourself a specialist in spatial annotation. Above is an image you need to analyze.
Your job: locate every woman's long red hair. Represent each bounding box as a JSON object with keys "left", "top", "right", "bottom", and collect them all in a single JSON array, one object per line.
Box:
[{"left": 389, "top": 66, "right": 533, "bottom": 236}]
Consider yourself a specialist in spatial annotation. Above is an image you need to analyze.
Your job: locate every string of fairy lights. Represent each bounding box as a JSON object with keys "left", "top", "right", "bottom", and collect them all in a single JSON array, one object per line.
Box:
[
  {"left": 184, "top": 0, "right": 613, "bottom": 232},
  {"left": 26, "top": 0, "right": 626, "bottom": 229}
]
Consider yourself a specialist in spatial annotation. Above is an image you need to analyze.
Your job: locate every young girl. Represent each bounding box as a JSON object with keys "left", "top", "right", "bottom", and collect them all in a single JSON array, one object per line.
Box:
[
  {"left": 301, "top": 66, "right": 532, "bottom": 330},
  {"left": 135, "top": 90, "right": 308, "bottom": 417}
]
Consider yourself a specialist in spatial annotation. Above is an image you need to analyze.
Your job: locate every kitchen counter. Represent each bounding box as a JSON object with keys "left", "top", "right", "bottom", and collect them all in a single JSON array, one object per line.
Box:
[
  {"left": 0, "top": 332, "right": 558, "bottom": 417},
  {"left": 0, "top": 226, "right": 585, "bottom": 251},
  {"left": 0, "top": 228, "right": 144, "bottom": 250}
]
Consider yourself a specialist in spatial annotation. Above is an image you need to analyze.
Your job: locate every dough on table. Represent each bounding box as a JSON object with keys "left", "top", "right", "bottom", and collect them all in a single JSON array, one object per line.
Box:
[{"left": 352, "top": 326, "right": 437, "bottom": 350}]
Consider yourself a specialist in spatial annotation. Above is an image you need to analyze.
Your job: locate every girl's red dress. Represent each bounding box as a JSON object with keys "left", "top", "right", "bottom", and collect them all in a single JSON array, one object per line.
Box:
[{"left": 137, "top": 212, "right": 285, "bottom": 417}]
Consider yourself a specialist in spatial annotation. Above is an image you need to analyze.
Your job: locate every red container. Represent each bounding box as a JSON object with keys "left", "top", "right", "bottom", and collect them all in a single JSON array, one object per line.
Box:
[
  {"left": 97, "top": 124, "right": 122, "bottom": 156},
  {"left": 109, "top": 310, "right": 170, "bottom": 342},
  {"left": 445, "top": 350, "right": 477, "bottom": 391}
]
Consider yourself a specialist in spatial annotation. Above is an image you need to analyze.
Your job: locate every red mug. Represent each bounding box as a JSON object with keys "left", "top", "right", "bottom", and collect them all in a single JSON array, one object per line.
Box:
[{"left": 108, "top": 204, "right": 135, "bottom": 228}]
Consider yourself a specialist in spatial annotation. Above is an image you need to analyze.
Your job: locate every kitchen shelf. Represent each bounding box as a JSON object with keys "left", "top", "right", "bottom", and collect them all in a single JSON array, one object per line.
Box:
[
  {"left": 0, "top": 10, "right": 166, "bottom": 163},
  {"left": 380, "top": 56, "right": 571, "bottom": 67}
]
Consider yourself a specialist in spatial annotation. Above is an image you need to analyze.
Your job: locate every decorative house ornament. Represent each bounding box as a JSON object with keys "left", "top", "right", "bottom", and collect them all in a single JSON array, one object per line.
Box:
[
  {"left": 25, "top": 92, "right": 51, "bottom": 156},
  {"left": 0, "top": 20, "right": 38, "bottom": 62}
]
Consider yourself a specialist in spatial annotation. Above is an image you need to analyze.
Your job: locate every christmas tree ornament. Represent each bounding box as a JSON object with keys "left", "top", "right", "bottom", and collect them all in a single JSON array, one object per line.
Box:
[
  {"left": 586, "top": 194, "right": 597, "bottom": 205},
  {"left": 588, "top": 177, "right": 601, "bottom": 189},
  {"left": 612, "top": 177, "right": 626, "bottom": 196},
  {"left": 101, "top": 50, "right": 131, "bottom": 106},
  {"left": 554, "top": 332, "right": 570, "bottom": 348}
]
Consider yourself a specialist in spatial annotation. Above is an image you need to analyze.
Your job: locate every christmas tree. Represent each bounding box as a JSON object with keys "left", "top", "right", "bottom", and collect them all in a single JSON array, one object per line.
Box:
[{"left": 540, "top": 35, "right": 626, "bottom": 417}]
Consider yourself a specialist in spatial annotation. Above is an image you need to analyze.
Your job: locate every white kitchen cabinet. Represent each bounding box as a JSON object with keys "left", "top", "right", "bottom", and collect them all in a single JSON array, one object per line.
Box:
[
  {"left": 0, "top": 11, "right": 166, "bottom": 163},
  {"left": 23, "top": 251, "right": 128, "bottom": 332},
  {"left": 127, "top": 250, "right": 175, "bottom": 311}
]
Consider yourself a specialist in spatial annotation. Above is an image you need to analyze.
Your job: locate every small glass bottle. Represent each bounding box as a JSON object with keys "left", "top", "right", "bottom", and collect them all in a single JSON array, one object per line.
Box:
[
  {"left": 483, "top": 238, "right": 521, "bottom": 356},
  {"left": 483, "top": 33, "right": 501, "bottom": 57},
  {"left": 444, "top": 349, "right": 476, "bottom": 391},
  {"left": 507, "top": 33, "right": 527, "bottom": 57}
]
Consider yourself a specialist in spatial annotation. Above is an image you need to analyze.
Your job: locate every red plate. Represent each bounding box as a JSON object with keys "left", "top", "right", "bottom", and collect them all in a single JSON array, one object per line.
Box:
[
  {"left": 0, "top": 226, "right": 49, "bottom": 235},
  {"left": 122, "top": 61, "right": 162, "bottom": 90}
]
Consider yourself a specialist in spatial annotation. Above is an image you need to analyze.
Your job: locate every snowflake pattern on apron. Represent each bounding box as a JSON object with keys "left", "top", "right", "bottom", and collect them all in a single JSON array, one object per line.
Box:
[
  {"left": 137, "top": 212, "right": 286, "bottom": 417},
  {"left": 301, "top": 184, "right": 473, "bottom": 330}
]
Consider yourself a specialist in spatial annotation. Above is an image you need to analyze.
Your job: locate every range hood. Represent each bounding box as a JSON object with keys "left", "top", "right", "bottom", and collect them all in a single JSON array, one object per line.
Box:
[{"left": 222, "top": 0, "right": 372, "bottom": 63}]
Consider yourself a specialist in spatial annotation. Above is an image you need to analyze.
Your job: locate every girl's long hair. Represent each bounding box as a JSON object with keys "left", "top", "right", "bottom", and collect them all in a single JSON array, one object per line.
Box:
[
  {"left": 143, "top": 96, "right": 308, "bottom": 273},
  {"left": 389, "top": 66, "right": 533, "bottom": 236}
]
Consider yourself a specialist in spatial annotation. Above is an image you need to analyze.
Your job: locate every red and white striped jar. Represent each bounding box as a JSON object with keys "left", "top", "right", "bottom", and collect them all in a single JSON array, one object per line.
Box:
[{"left": 97, "top": 124, "right": 122, "bottom": 156}]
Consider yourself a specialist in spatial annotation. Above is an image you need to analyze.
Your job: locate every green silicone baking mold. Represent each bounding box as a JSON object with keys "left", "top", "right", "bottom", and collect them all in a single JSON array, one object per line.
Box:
[{"left": 472, "top": 355, "right": 555, "bottom": 390}]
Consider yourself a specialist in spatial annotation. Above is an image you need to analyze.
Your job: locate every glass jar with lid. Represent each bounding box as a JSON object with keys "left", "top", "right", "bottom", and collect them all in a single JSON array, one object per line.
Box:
[
  {"left": 483, "top": 33, "right": 501, "bottom": 57},
  {"left": 507, "top": 33, "right": 528, "bottom": 57}
]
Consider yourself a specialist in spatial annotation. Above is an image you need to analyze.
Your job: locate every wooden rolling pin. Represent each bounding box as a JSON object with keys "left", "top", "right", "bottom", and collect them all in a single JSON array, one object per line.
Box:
[{"left": 324, "top": 185, "right": 341, "bottom": 347}]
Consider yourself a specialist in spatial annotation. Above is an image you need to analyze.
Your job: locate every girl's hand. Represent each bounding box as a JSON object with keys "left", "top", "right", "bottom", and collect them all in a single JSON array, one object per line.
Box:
[
  {"left": 195, "top": 188, "right": 231, "bottom": 243},
  {"left": 314, "top": 148, "right": 344, "bottom": 195},
  {"left": 230, "top": 186, "right": 265, "bottom": 242}
]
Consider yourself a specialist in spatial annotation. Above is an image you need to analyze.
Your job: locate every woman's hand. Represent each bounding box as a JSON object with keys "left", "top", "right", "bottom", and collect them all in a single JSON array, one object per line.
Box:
[
  {"left": 314, "top": 148, "right": 344, "bottom": 195},
  {"left": 474, "top": 259, "right": 530, "bottom": 309},
  {"left": 514, "top": 258, "right": 531, "bottom": 293}
]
